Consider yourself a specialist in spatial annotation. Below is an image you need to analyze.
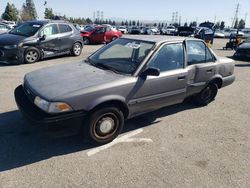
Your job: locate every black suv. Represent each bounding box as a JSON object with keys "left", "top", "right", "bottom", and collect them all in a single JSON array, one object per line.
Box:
[{"left": 0, "top": 20, "right": 83, "bottom": 64}]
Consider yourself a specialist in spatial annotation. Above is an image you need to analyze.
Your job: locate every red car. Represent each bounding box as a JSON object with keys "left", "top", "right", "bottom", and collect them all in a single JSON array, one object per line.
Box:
[{"left": 81, "top": 25, "right": 123, "bottom": 45}]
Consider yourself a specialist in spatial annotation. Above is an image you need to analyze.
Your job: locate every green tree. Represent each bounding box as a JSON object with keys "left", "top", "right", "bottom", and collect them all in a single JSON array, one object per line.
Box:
[
  {"left": 85, "top": 18, "right": 92, "bottom": 24},
  {"left": 184, "top": 22, "right": 188, "bottom": 27},
  {"left": 1, "top": 3, "right": 18, "bottom": 21},
  {"left": 214, "top": 22, "right": 220, "bottom": 29},
  {"left": 219, "top": 21, "right": 225, "bottom": 30},
  {"left": 21, "top": 0, "right": 38, "bottom": 21},
  {"left": 238, "top": 19, "right": 245, "bottom": 29},
  {"left": 137, "top": 20, "right": 140, "bottom": 26},
  {"left": 44, "top": 8, "right": 54, "bottom": 19},
  {"left": 132, "top": 20, "right": 136, "bottom": 26}
]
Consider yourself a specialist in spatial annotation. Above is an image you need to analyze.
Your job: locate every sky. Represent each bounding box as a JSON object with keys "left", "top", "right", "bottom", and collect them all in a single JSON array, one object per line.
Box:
[{"left": 0, "top": 0, "right": 250, "bottom": 27}]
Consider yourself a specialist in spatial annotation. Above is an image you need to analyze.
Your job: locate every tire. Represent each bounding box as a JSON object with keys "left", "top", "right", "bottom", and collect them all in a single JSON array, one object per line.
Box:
[
  {"left": 24, "top": 48, "right": 40, "bottom": 64},
  {"left": 71, "top": 42, "right": 82, "bottom": 56},
  {"left": 193, "top": 83, "right": 218, "bottom": 106},
  {"left": 83, "top": 37, "right": 90, "bottom": 45},
  {"left": 84, "top": 106, "right": 124, "bottom": 145}
]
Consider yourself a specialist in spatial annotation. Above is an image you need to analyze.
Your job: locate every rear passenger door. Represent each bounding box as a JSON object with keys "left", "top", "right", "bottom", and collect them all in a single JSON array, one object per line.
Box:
[
  {"left": 185, "top": 40, "right": 216, "bottom": 95},
  {"left": 58, "top": 24, "right": 74, "bottom": 52}
]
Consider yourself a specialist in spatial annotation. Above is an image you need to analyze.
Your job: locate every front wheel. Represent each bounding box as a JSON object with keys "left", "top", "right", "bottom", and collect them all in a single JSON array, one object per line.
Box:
[
  {"left": 84, "top": 106, "right": 124, "bottom": 145},
  {"left": 193, "top": 83, "right": 218, "bottom": 106},
  {"left": 24, "top": 48, "right": 40, "bottom": 64},
  {"left": 71, "top": 42, "right": 82, "bottom": 56}
]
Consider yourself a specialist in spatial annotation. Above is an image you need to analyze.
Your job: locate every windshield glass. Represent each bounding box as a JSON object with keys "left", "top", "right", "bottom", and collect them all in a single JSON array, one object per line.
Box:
[
  {"left": 10, "top": 22, "right": 42, "bottom": 37},
  {"left": 88, "top": 38, "right": 155, "bottom": 75}
]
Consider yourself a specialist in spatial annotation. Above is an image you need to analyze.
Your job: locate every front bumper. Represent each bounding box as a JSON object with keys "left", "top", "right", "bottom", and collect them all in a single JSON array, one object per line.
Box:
[
  {"left": 14, "top": 85, "right": 86, "bottom": 127},
  {"left": 0, "top": 47, "right": 24, "bottom": 64}
]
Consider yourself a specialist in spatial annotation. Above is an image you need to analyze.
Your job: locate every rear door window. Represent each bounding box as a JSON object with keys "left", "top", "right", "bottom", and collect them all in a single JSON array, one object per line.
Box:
[
  {"left": 186, "top": 40, "right": 215, "bottom": 65},
  {"left": 59, "top": 24, "right": 72, "bottom": 33}
]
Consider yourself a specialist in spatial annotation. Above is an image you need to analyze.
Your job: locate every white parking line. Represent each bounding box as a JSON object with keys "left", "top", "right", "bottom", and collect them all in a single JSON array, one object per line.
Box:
[{"left": 87, "top": 128, "right": 153, "bottom": 157}]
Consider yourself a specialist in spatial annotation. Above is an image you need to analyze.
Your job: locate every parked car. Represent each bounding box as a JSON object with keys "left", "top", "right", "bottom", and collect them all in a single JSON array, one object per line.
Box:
[
  {"left": 81, "top": 25, "right": 122, "bottom": 44},
  {"left": 214, "top": 30, "right": 225, "bottom": 38},
  {"left": 15, "top": 35, "right": 235, "bottom": 145},
  {"left": 1, "top": 20, "right": 16, "bottom": 28},
  {"left": 128, "top": 26, "right": 141, "bottom": 34},
  {"left": 161, "top": 26, "right": 176, "bottom": 35},
  {"left": 0, "top": 20, "right": 83, "bottom": 64},
  {"left": 176, "top": 26, "right": 195, "bottom": 36},
  {"left": 223, "top": 28, "right": 244, "bottom": 38},
  {"left": 117, "top": 26, "right": 128, "bottom": 34},
  {"left": 0, "top": 23, "right": 11, "bottom": 34},
  {"left": 234, "top": 37, "right": 250, "bottom": 60}
]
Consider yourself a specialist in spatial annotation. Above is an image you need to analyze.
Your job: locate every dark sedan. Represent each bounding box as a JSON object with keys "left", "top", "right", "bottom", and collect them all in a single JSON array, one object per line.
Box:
[{"left": 234, "top": 37, "right": 250, "bottom": 60}]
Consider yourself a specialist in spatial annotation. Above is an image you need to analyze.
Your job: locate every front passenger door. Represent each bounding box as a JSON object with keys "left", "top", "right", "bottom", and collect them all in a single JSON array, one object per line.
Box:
[
  {"left": 132, "top": 43, "right": 188, "bottom": 115},
  {"left": 38, "top": 24, "right": 60, "bottom": 57}
]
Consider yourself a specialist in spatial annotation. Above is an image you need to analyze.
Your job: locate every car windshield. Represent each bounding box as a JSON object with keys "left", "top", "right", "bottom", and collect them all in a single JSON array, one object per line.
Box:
[
  {"left": 88, "top": 38, "right": 155, "bottom": 75},
  {"left": 9, "top": 22, "right": 43, "bottom": 37}
]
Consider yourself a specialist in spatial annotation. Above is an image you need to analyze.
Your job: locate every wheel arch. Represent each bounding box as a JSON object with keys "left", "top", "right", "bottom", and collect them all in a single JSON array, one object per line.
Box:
[
  {"left": 208, "top": 76, "right": 223, "bottom": 89},
  {"left": 86, "top": 96, "right": 129, "bottom": 119}
]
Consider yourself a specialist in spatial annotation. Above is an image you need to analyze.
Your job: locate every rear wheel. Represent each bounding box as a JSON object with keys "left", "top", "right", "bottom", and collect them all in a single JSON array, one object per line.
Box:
[
  {"left": 84, "top": 106, "right": 124, "bottom": 145},
  {"left": 24, "top": 48, "right": 40, "bottom": 64},
  {"left": 193, "top": 83, "right": 218, "bottom": 106},
  {"left": 71, "top": 42, "right": 82, "bottom": 56},
  {"left": 83, "top": 37, "right": 90, "bottom": 45}
]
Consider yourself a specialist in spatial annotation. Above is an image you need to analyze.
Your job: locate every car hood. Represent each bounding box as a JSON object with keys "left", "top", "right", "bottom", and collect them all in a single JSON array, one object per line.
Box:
[
  {"left": 238, "top": 42, "right": 250, "bottom": 49},
  {"left": 24, "top": 61, "right": 127, "bottom": 101},
  {"left": 0, "top": 33, "right": 26, "bottom": 45}
]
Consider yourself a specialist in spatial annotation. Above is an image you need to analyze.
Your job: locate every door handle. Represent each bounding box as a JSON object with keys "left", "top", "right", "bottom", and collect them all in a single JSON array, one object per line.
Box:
[
  {"left": 178, "top": 76, "right": 186, "bottom": 80},
  {"left": 206, "top": 69, "right": 213, "bottom": 73}
]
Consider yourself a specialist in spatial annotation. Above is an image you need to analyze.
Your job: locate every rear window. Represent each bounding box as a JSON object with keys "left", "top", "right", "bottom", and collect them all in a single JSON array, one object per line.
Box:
[{"left": 59, "top": 24, "right": 72, "bottom": 33}]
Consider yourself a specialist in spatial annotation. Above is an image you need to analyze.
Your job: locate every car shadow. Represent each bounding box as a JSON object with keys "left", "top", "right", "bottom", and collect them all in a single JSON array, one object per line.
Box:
[
  {"left": 235, "top": 63, "right": 250, "bottom": 67},
  {"left": 0, "top": 101, "right": 198, "bottom": 172}
]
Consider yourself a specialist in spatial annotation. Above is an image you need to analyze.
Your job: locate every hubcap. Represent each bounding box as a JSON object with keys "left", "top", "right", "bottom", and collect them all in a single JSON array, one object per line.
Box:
[
  {"left": 26, "top": 51, "right": 38, "bottom": 62},
  {"left": 74, "top": 44, "right": 81, "bottom": 55},
  {"left": 99, "top": 117, "right": 115, "bottom": 134}
]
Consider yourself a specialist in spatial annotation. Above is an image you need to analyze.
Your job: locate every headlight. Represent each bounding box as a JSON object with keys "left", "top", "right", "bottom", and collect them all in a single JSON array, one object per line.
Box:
[
  {"left": 3, "top": 44, "right": 17, "bottom": 49},
  {"left": 34, "top": 96, "right": 73, "bottom": 113}
]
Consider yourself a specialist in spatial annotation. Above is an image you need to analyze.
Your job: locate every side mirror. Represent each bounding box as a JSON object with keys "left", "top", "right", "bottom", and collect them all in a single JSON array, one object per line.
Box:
[
  {"left": 39, "top": 34, "right": 46, "bottom": 41},
  {"left": 140, "top": 67, "right": 160, "bottom": 77}
]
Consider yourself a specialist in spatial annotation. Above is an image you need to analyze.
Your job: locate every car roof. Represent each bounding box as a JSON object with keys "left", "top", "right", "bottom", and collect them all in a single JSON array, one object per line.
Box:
[{"left": 121, "top": 35, "right": 192, "bottom": 44}]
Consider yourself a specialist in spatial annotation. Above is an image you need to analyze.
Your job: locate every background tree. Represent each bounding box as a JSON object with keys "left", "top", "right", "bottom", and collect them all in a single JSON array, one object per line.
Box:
[
  {"left": 1, "top": 3, "right": 18, "bottom": 21},
  {"left": 44, "top": 8, "right": 54, "bottom": 19},
  {"left": 219, "top": 21, "right": 225, "bottom": 30},
  {"left": 129, "top": 20, "right": 132, "bottom": 26},
  {"left": 238, "top": 19, "right": 245, "bottom": 29},
  {"left": 132, "top": 20, "right": 136, "bottom": 26},
  {"left": 214, "top": 22, "right": 220, "bottom": 29},
  {"left": 189, "top": 21, "right": 197, "bottom": 27},
  {"left": 21, "top": 0, "right": 38, "bottom": 21},
  {"left": 184, "top": 22, "right": 188, "bottom": 27}
]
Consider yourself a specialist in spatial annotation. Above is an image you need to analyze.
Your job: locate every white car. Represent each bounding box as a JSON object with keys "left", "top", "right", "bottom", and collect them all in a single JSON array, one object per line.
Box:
[
  {"left": 118, "top": 26, "right": 128, "bottom": 34},
  {"left": 0, "top": 23, "right": 11, "bottom": 34},
  {"left": 162, "top": 26, "right": 176, "bottom": 35}
]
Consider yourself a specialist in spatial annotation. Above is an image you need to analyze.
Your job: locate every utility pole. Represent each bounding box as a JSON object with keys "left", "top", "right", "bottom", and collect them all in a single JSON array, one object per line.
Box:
[
  {"left": 231, "top": 3, "right": 240, "bottom": 28},
  {"left": 244, "top": 13, "right": 248, "bottom": 23}
]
